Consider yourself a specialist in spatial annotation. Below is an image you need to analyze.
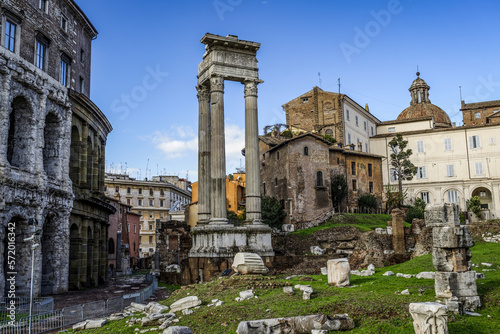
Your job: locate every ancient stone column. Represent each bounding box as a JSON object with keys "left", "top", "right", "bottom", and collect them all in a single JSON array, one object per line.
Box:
[
  {"left": 209, "top": 75, "right": 228, "bottom": 224},
  {"left": 244, "top": 80, "right": 263, "bottom": 225},
  {"left": 197, "top": 84, "right": 211, "bottom": 224},
  {"left": 391, "top": 208, "right": 406, "bottom": 253},
  {"left": 327, "top": 258, "right": 350, "bottom": 287},
  {"left": 80, "top": 122, "right": 88, "bottom": 186},
  {"left": 409, "top": 302, "right": 448, "bottom": 334}
]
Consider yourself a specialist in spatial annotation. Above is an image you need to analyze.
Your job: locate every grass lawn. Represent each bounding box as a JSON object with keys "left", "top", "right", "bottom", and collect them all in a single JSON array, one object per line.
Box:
[{"left": 70, "top": 240, "right": 500, "bottom": 334}]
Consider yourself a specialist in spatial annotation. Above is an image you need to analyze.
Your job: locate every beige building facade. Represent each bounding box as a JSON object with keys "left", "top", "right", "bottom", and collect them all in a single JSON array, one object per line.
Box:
[
  {"left": 104, "top": 174, "right": 192, "bottom": 258},
  {"left": 371, "top": 73, "right": 500, "bottom": 219}
]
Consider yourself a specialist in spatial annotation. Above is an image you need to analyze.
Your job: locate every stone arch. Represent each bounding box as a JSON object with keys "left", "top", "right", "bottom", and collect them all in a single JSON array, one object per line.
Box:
[
  {"left": 86, "top": 136, "right": 93, "bottom": 189},
  {"left": 108, "top": 237, "right": 115, "bottom": 254},
  {"left": 325, "top": 128, "right": 333, "bottom": 136},
  {"left": 43, "top": 112, "right": 63, "bottom": 178},
  {"left": 86, "top": 225, "right": 93, "bottom": 287},
  {"left": 69, "top": 223, "right": 81, "bottom": 290},
  {"left": 442, "top": 187, "right": 463, "bottom": 206},
  {"left": 7, "top": 96, "right": 34, "bottom": 168},
  {"left": 70, "top": 125, "right": 81, "bottom": 184},
  {"left": 471, "top": 186, "right": 493, "bottom": 211},
  {"left": 415, "top": 189, "right": 436, "bottom": 205},
  {"left": 316, "top": 170, "right": 324, "bottom": 187}
]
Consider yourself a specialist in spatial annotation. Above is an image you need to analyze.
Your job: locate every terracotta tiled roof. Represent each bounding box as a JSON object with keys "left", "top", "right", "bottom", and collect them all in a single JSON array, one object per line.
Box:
[
  {"left": 461, "top": 100, "right": 500, "bottom": 110},
  {"left": 397, "top": 103, "right": 451, "bottom": 125}
]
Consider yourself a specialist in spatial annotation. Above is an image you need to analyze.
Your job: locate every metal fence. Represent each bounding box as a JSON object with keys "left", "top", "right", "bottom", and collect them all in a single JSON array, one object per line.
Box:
[
  {"left": 0, "top": 298, "right": 54, "bottom": 321},
  {"left": 0, "top": 276, "right": 158, "bottom": 334}
]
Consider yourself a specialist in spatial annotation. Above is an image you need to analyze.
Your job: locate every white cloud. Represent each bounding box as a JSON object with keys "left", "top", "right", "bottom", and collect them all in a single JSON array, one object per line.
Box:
[{"left": 150, "top": 130, "right": 198, "bottom": 159}]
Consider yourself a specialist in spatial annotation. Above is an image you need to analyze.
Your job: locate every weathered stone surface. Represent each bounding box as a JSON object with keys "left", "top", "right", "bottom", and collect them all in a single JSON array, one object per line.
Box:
[
  {"left": 435, "top": 271, "right": 480, "bottom": 311},
  {"left": 147, "top": 302, "right": 169, "bottom": 314},
  {"left": 432, "top": 226, "right": 474, "bottom": 249},
  {"left": 182, "top": 308, "right": 193, "bottom": 315},
  {"left": 73, "top": 321, "right": 89, "bottom": 331},
  {"left": 320, "top": 267, "right": 327, "bottom": 275},
  {"left": 310, "top": 246, "right": 325, "bottom": 255},
  {"left": 327, "top": 258, "right": 350, "bottom": 287},
  {"left": 283, "top": 286, "right": 295, "bottom": 295},
  {"left": 170, "top": 296, "right": 202, "bottom": 313},
  {"left": 163, "top": 326, "right": 193, "bottom": 334},
  {"left": 392, "top": 209, "right": 406, "bottom": 253},
  {"left": 85, "top": 319, "right": 107, "bottom": 329},
  {"left": 367, "top": 264, "right": 375, "bottom": 271},
  {"left": 409, "top": 302, "right": 448, "bottom": 334},
  {"left": 232, "top": 252, "right": 269, "bottom": 275},
  {"left": 294, "top": 284, "right": 313, "bottom": 293},
  {"left": 240, "top": 289, "right": 255, "bottom": 300},
  {"left": 401, "top": 289, "right": 410, "bottom": 295},
  {"left": 236, "top": 314, "right": 354, "bottom": 333},
  {"left": 303, "top": 291, "right": 312, "bottom": 300},
  {"left": 383, "top": 271, "right": 394, "bottom": 276},
  {"left": 416, "top": 272, "right": 436, "bottom": 279},
  {"left": 131, "top": 302, "right": 148, "bottom": 312}
]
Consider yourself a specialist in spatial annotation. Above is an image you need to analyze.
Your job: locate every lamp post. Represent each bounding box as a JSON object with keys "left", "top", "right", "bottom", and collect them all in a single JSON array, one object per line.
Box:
[{"left": 24, "top": 229, "right": 41, "bottom": 334}]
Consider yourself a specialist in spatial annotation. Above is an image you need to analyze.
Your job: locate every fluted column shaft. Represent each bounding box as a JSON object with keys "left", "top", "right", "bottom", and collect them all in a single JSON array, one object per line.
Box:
[
  {"left": 197, "top": 85, "right": 211, "bottom": 224},
  {"left": 209, "top": 75, "right": 228, "bottom": 224},
  {"left": 244, "top": 80, "right": 263, "bottom": 224}
]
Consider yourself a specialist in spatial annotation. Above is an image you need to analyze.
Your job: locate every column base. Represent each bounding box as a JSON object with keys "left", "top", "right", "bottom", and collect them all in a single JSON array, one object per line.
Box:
[
  {"left": 209, "top": 217, "right": 230, "bottom": 225},
  {"left": 189, "top": 224, "right": 274, "bottom": 258}
]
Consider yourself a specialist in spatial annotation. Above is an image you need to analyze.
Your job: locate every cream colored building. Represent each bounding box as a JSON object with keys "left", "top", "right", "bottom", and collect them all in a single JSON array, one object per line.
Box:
[
  {"left": 371, "top": 73, "right": 500, "bottom": 219},
  {"left": 104, "top": 173, "right": 192, "bottom": 258}
]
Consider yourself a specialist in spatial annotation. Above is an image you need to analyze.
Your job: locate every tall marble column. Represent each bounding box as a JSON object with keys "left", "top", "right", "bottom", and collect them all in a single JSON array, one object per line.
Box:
[
  {"left": 244, "top": 80, "right": 263, "bottom": 225},
  {"left": 197, "top": 85, "right": 211, "bottom": 224},
  {"left": 209, "top": 75, "right": 228, "bottom": 224}
]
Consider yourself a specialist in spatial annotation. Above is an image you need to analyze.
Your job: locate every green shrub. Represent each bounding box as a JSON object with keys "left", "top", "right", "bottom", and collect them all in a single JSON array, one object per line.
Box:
[
  {"left": 261, "top": 196, "right": 286, "bottom": 228},
  {"left": 358, "top": 193, "right": 378, "bottom": 212},
  {"left": 469, "top": 196, "right": 481, "bottom": 218},
  {"left": 282, "top": 129, "right": 292, "bottom": 138}
]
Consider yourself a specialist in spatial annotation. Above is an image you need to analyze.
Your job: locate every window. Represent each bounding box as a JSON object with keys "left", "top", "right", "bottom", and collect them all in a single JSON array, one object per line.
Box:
[
  {"left": 420, "top": 192, "right": 430, "bottom": 204},
  {"left": 446, "top": 165, "right": 454, "bottom": 177},
  {"left": 149, "top": 199, "right": 153, "bottom": 206},
  {"left": 149, "top": 188, "right": 153, "bottom": 196},
  {"left": 160, "top": 200, "right": 164, "bottom": 207},
  {"left": 351, "top": 162, "right": 356, "bottom": 175},
  {"left": 364, "top": 121, "right": 367, "bottom": 131},
  {"left": 417, "top": 141, "right": 425, "bottom": 153},
  {"left": 475, "top": 112, "right": 481, "bottom": 119},
  {"left": 304, "top": 147, "right": 309, "bottom": 156},
  {"left": 80, "top": 49, "right": 85, "bottom": 64},
  {"left": 444, "top": 138, "right": 452, "bottom": 151},
  {"left": 4, "top": 20, "right": 17, "bottom": 52},
  {"left": 316, "top": 171, "right": 323, "bottom": 187},
  {"left": 390, "top": 168, "right": 398, "bottom": 181},
  {"left": 368, "top": 164, "right": 373, "bottom": 177},
  {"left": 277, "top": 151, "right": 280, "bottom": 160},
  {"left": 60, "top": 14, "right": 68, "bottom": 32},
  {"left": 355, "top": 116, "right": 359, "bottom": 127},
  {"left": 138, "top": 199, "right": 142, "bottom": 206},
  {"left": 346, "top": 109, "right": 350, "bottom": 121},
  {"left": 371, "top": 126, "right": 374, "bottom": 136},
  {"left": 138, "top": 188, "right": 142, "bottom": 194},
  {"left": 149, "top": 236, "right": 153, "bottom": 244},
  {"left": 60, "top": 56, "right": 70, "bottom": 86},
  {"left": 447, "top": 190, "right": 458, "bottom": 203},
  {"left": 475, "top": 162, "right": 483, "bottom": 175},
  {"left": 126, "top": 198, "right": 130, "bottom": 205},
  {"left": 36, "top": 39, "right": 47, "bottom": 70},
  {"left": 274, "top": 178, "right": 278, "bottom": 186},
  {"left": 127, "top": 187, "right": 131, "bottom": 194},
  {"left": 39, "top": 0, "right": 48, "bottom": 12},
  {"left": 347, "top": 133, "right": 351, "bottom": 144},
  {"left": 365, "top": 143, "right": 368, "bottom": 152},
  {"left": 115, "top": 186, "right": 119, "bottom": 192},
  {"left": 302, "top": 97, "right": 309, "bottom": 103},
  {"left": 369, "top": 182, "right": 373, "bottom": 194},
  {"left": 388, "top": 127, "right": 395, "bottom": 133},
  {"left": 469, "top": 135, "right": 480, "bottom": 149},
  {"left": 149, "top": 223, "right": 153, "bottom": 230},
  {"left": 352, "top": 180, "right": 357, "bottom": 192},
  {"left": 480, "top": 191, "right": 486, "bottom": 197},
  {"left": 416, "top": 166, "right": 427, "bottom": 179},
  {"left": 160, "top": 189, "right": 165, "bottom": 196},
  {"left": 79, "top": 77, "right": 84, "bottom": 94}
]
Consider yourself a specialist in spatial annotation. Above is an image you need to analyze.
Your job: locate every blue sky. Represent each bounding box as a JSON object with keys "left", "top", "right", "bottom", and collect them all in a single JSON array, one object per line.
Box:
[{"left": 76, "top": 0, "right": 500, "bottom": 182}]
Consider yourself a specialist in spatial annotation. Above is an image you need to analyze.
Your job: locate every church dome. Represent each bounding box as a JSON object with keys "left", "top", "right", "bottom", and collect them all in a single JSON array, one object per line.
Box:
[{"left": 396, "top": 72, "right": 451, "bottom": 126}]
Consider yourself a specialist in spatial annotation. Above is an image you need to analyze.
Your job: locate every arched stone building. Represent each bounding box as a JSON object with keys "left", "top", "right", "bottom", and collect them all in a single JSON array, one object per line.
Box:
[{"left": 0, "top": 0, "right": 113, "bottom": 296}]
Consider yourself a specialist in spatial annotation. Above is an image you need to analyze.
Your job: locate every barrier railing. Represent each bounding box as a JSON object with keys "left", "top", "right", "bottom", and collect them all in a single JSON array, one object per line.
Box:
[
  {"left": 0, "top": 276, "right": 157, "bottom": 334},
  {"left": 0, "top": 297, "right": 54, "bottom": 321}
]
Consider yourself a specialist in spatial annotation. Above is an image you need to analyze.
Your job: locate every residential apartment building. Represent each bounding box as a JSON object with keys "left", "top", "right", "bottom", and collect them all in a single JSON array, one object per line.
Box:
[
  {"left": 104, "top": 174, "right": 192, "bottom": 258},
  {"left": 259, "top": 133, "right": 383, "bottom": 226},
  {"left": 371, "top": 73, "right": 500, "bottom": 219},
  {"left": 282, "top": 86, "right": 380, "bottom": 152}
]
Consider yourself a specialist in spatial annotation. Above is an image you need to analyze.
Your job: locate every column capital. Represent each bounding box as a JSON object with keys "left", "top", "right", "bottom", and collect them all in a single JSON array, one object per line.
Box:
[
  {"left": 196, "top": 85, "right": 210, "bottom": 102},
  {"left": 210, "top": 75, "right": 225, "bottom": 93},
  {"left": 244, "top": 79, "right": 263, "bottom": 97}
]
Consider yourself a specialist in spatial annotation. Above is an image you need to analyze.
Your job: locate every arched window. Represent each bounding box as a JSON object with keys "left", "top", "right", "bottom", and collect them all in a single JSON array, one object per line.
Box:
[
  {"left": 325, "top": 129, "right": 333, "bottom": 136},
  {"left": 7, "top": 96, "right": 33, "bottom": 168},
  {"left": 316, "top": 171, "right": 323, "bottom": 187},
  {"left": 304, "top": 146, "right": 309, "bottom": 156},
  {"left": 108, "top": 238, "right": 115, "bottom": 254},
  {"left": 43, "top": 112, "right": 61, "bottom": 178}
]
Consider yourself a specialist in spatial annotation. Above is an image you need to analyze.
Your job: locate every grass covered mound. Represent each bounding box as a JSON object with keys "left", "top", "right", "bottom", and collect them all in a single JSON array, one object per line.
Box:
[
  {"left": 290, "top": 213, "right": 411, "bottom": 237},
  {"left": 71, "top": 240, "right": 499, "bottom": 333}
]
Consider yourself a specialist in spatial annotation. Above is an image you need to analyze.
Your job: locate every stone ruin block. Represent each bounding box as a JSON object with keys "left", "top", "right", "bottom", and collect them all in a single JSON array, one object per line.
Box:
[
  {"left": 391, "top": 208, "right": 406, "bottom": 253},
  {"left": 425, "top": 203, "right": 460, "bottom": 228},
  {"left": 432, "top": 248, "right": 472, "bottom": 272},
  {"left": 232, "top": 252, "right": 269, "bottom": 275},
  {"left": 236, "top": 314, "right": 354, "bottom": 333},
  {"left": 409, "top": 302, "right": 448, "bottom": 334},
  {"left": 327, "top": 258, "right": 350, "bottom": 287},
  {"left": 434, "top": 271, "right": 479, "bottom": 299},
  {"left": 432, "top": 226, "right": 474, "bottom": 249}
]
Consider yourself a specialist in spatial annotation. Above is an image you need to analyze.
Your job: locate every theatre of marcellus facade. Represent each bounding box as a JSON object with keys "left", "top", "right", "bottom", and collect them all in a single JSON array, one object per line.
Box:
[{"left": 0, "top": 0, "right": 113, "bottom": 297}]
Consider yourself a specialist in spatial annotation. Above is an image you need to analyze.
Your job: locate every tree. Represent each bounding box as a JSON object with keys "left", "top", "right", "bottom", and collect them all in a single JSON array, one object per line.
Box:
[
  {"left": 468, "top": 196, "right": 482, "bottom": 218},
  {"left": 261, "top": 196, "right": 286, "bottom": 228},
  {"left": 388, "top": 133, "right": 417, "bottom": 207},
  {"left": 331, "top": 174, "right": 348, "bottom": 212},
  {"left": 405, "top": 197, "right": 426, "bottom": 222},
  {"left": 358, "top": 193, "right": 378, "bottom": 212}
]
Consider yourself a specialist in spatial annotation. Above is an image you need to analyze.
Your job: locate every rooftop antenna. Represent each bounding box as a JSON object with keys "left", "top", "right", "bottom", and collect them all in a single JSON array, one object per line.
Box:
[
  {"left": 318, "top": 72, "right": 322, "bottom": 88},
  {"left": 157, "top": 164, "right": 159, "bottom": 176},
  {"left": 125, "top": 162, "right": 128, "bottom": 175},
  {"left": 338, "top": 78, "right": 341, "bottom": 95},
  {"left": 186, "top": 170, "right": 189, "bottom": 180},
  {"left": 416, "top": 65, "right": 420, "bottom": 77},
  {"left": 459, "top": 86, "right": 462, "bottom": 101},
  {"left": 145, "top": 158, "right": 149, "bottom": 180}
]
